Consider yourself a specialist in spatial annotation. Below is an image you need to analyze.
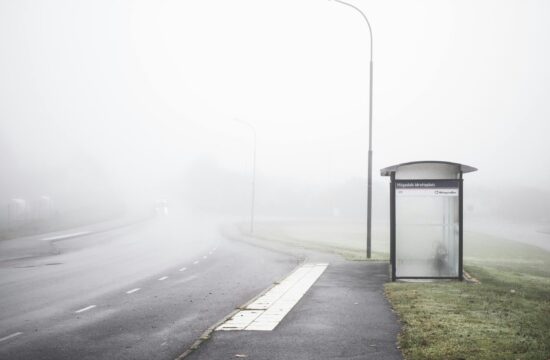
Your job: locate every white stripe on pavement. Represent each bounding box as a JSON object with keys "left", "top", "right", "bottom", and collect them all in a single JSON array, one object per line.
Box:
[
  {"left": 41, "top": 231, "right": 90, "bottom": 241},
  {"left": 75, "top": 305, "right": 96, "bottom": 314},
  {"left": 158, "top": 276, "right": 168, "bottom": 281},
  {"left": 0, "top": 332, "right": 23, "bottom": 343},
  {"left": 216, "top": 263, "right": 328, "bottom": 331},
  {"left": 179, "top": 267, "right": 187, "bottom": 272},
  {"left": 126, "top": 288, "right": 141, "bottom": 294}
]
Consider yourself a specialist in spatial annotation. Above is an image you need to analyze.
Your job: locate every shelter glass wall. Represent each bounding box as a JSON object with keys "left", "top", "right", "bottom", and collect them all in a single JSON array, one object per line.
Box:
[{"left": 395, "top": 180, "right": 459, "bottom": 277}]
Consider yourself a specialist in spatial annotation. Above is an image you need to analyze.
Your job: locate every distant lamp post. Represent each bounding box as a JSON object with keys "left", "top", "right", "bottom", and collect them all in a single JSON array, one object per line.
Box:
[
  {"left": 234, "top": 119, "right": 257, "bottom": 234},
  {"left": 331, "top": 0, "right": 374, "bottom": 259}
]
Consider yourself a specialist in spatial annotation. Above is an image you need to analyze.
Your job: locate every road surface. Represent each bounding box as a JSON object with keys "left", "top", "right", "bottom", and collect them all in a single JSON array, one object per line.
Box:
[{"left": 0, "top": 214, "right": 299, "bottom": 360}]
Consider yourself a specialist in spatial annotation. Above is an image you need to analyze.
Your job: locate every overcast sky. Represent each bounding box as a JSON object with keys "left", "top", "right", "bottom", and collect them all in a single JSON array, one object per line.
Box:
[{"left": 1, "top": 0, "right": 549, "bottom": 201}]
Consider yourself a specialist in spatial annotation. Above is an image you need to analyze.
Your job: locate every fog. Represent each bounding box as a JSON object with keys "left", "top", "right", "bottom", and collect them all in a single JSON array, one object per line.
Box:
[
  {"left": 1, "top": 2, "right": 550, "bottom": 359},
  {"left": 1, "top": 0, "right": 549, "bottom": 241}
]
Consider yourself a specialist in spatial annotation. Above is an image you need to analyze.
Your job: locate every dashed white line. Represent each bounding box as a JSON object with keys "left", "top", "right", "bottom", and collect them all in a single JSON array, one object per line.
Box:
[
  {"left": 126, "top": 288, "right": 141, "bottom": 294},
  {"left": 193, "top": 261, "right": 199, "bottom": 265},
  {"left": 0, "top": 332, "right": 23, "bottom": 343},
  {"left": 75, "top": 305, "right": 96, "bottom": 314},
  {"left": 179, "top": 267, "right": 187, "bottom": 272},
  {"left": 158, "top": 276, "right": 168, "bottom": 281}
]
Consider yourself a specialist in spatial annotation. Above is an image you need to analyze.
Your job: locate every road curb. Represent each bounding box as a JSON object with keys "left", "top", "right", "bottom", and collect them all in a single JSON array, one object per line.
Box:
[{"left": 173, "top": 243, "right": 305, "bottom": 360}]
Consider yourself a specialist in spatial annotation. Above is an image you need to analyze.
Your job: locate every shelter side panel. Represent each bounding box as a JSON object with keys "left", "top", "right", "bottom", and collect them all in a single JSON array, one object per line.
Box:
[{"left": 395, "top": 180, "right": 460, "bottom": 278}]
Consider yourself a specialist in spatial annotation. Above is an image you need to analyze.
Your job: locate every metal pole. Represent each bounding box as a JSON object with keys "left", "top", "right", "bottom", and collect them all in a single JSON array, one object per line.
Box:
[
  {"left": 234, "top": 119, "right": 257, "bottom": 234},
  {"left": 390, "top": 173, "right": 396, "bottom": 281},
  {"left": 331, "top": 0, "right": 374, "bottom": 259},
  {"left": 459, "top": 174, "right": 464, "bottom": 281}
]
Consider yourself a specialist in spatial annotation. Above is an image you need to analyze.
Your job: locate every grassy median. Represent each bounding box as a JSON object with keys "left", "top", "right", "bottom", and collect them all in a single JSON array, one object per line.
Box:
[{"left": 385, "top": 233, "right": 550, "bottom": 360}]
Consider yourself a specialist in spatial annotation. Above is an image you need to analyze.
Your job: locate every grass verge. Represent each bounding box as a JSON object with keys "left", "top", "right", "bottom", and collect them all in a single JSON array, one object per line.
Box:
[
  {"left": 243, "top": 220, "right": 389, "bottom": 260},
  {"left": 385, "top": 234, "right": 550, "bottom": 360}
]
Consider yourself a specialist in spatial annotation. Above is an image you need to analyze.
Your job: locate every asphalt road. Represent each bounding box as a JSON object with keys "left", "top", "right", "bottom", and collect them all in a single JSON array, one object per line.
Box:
[{"left": 0, "top": 215, "right": 299, "bottom": 360}]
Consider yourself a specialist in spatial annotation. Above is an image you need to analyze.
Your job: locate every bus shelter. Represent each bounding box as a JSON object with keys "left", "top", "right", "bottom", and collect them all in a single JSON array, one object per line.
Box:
[{"left": 381, "top": 161, "right": 477, "bottom": 281}]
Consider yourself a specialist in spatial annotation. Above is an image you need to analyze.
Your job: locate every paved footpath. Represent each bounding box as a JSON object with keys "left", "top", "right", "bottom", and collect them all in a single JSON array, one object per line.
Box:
[{"left": 185, "top": 257, "right": 403, "bottom": 360}]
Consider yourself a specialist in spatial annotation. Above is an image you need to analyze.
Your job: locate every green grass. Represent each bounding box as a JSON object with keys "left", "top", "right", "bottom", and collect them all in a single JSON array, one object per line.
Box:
[{"left": 386, "top": 234, "right": 550, "bottom": 360}]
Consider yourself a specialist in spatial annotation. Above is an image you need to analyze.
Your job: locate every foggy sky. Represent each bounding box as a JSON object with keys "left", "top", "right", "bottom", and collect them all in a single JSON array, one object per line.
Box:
[{"left": 1, "top": 0, "right": 549, "bottom": 219}]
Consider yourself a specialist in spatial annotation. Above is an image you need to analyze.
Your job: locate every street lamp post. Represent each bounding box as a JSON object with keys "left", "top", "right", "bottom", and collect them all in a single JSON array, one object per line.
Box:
[
  {"left": 331, "top": 0, "right": 374, "bottom": 259},
  {"left": 234, "top": 119, "right": 257, "bottom": 234}
]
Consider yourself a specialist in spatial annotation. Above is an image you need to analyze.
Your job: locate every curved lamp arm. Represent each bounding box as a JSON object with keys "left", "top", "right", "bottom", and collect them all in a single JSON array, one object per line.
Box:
[{"left": 330, "top": 0, "right": 373, "bottom": 61}]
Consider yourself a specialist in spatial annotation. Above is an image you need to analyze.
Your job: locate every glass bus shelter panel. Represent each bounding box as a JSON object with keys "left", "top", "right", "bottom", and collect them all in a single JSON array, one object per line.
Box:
[{"left": 395, "top": 181, "right": 459, "bottom": 278}]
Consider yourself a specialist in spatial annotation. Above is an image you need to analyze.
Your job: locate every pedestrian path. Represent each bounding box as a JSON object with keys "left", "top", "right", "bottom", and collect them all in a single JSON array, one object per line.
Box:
[{"left": 186, "top": 261, "right": 402, "bottom": 360}]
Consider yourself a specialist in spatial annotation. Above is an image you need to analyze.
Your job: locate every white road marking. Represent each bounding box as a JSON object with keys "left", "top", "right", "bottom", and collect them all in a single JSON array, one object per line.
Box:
[
  {"left": 158, "top": 276, "right": 168, "bottom": 281},
  {"left": 0, "top": 332, "right": 23, "bottom": 343},
  {"left": 75, "top": 305, "right": 96, "bottom": 313},
  {"left": 126, "top": 288, "right": 141, "bottom": 294},
  {"left": 179, "top": 267, "right": 187, "bottom": 272},
  {"left": 193, "top": 261, "right": 199, "bottom": 265},
  {"left": 41, "top": 231, "right": 90, "bottom": 241},
  {"left": 216, "top": 263, "right": 328, "bottom": 331}
]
